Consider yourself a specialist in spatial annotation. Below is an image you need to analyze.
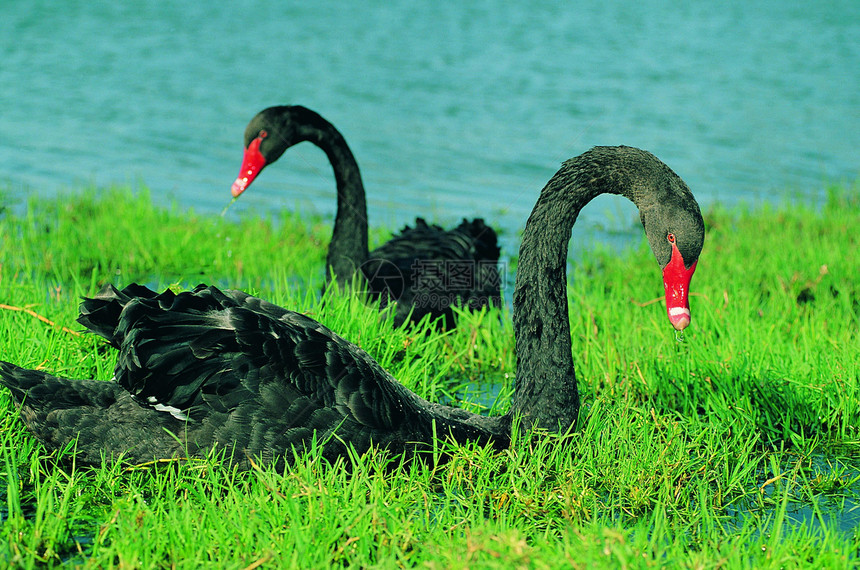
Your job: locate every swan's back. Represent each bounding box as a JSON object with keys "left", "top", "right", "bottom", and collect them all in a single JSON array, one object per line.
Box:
[
  {"left": 365, "top": 218, "right": 502, "bottom": 327},
  {"left": 4, "top": 285, "right": 442, "bottom": 468}
]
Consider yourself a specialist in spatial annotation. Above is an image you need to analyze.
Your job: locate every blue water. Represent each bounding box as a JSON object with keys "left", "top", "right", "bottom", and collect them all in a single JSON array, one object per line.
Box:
[{"left": 1, "top": 0, "right": 857, "bottom": 255}]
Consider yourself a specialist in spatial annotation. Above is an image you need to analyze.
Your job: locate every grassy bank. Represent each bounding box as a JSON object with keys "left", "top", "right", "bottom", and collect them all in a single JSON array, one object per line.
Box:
[{"left": 0, "top": 184, "right": 858, "bottom": 568}]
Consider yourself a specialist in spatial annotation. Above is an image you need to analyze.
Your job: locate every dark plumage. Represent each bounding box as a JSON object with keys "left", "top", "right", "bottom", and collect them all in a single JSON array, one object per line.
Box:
[
  {"left": 1, "top": 146, "right": 704, "bottom": 469},
  {"left": 230, "top": 105, "right": 501, "bottom": 329}
]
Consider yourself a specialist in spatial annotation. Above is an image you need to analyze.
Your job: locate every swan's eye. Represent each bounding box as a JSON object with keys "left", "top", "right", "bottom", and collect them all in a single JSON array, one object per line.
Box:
[
  {"left": 258, "top": 130, "right": 268, "bottom": 139},
  {"left": 667, "top": 233, "right": 676, "bottom": 244}
]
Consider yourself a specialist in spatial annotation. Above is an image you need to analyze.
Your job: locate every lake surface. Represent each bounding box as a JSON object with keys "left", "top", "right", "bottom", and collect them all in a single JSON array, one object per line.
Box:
[{"left": 1, "top": 0, "right": 857, "bottom": 255}]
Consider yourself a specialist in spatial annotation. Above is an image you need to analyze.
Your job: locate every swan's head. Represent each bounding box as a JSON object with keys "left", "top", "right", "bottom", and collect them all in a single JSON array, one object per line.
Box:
[
  {"left": 642, "top": 190, "right": 705, "bottom": 331},
  {"left": 231, "top": 106, "right": 309, "bottom": 197}
]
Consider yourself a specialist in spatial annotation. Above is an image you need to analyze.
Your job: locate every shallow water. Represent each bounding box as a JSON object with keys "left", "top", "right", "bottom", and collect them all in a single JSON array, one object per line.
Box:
[
  {"left": 727, "top": 455, "right": 860, "bottom": 538},
  {"left": 1, "top": 1, "right": 857, "bottom": 258}
]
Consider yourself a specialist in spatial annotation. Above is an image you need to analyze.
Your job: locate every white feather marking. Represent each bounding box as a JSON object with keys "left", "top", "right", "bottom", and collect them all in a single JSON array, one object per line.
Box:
[
  {"left": 669, "top": 307, "right": 691, "bottom": 317},
  {"left": 152, "top": 402, "right": 189, "bottom": 422}
]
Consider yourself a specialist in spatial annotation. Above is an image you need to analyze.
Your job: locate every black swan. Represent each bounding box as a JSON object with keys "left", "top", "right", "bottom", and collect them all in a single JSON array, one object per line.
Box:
[
  {"left": 0, "top": 146, "right": 703, "bottom": 470},
  {"left": 230, "top": 105, "right": 501, "bottom": 329}
]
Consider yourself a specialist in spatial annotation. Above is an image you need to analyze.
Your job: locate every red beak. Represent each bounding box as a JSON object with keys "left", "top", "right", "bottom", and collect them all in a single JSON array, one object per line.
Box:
[
  {"left": 231, "top": 136, "right": 268, "bottom": 197},
  {"left": 662, "top": 241, "right": 697, "bottom": 331}
]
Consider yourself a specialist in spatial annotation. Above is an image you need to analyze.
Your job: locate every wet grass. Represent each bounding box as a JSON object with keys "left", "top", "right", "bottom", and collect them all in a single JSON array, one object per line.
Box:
[{"left": 0, "top": 183, "right": 858, "bottom": 568}]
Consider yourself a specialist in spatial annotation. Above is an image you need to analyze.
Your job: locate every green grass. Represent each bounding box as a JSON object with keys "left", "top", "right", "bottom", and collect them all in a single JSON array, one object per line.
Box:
[
  {"left": 1, "top": 183, "right": 858, "bottom": 568},
  {"left": 2, "top": 185, "right": 331, "bottom": 291}
]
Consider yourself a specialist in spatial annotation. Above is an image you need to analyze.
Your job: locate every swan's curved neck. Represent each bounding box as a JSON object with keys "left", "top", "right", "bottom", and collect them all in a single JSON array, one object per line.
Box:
[
  {"left": 297, "top": 119, "right": 369, "bottom": 282},
  {"left": 510, "top": 152, "right": 656, "bottom": 431},
  {"left": 389, "top": 146, "right": 698, "bottom": 443}
]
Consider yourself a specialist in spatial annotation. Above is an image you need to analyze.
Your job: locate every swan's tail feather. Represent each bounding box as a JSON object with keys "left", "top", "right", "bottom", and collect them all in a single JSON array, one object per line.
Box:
[
  {"left": 455, "top": 218, "right": 501, "bottom": 262},
  {"left": 0, "top": 360, "right": 124, "bottom": 453},
  {"left": 0, "top": 360, "right": 42, "bottom": 401},
  {"left": 0, "top": 359, "right": 188, "bottom": 466},
  {"left": 0, "top": 360, "right": 118, "bottom": 410}
]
